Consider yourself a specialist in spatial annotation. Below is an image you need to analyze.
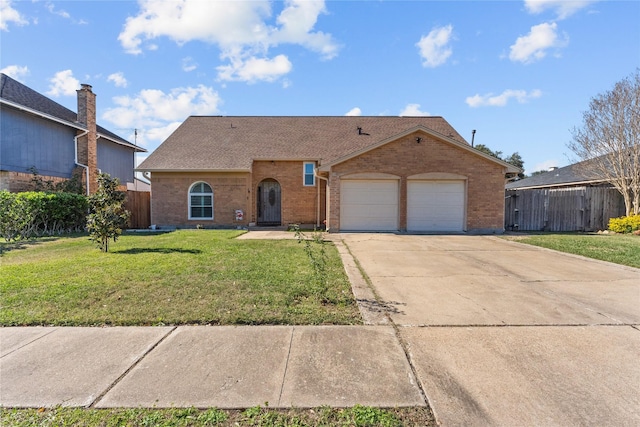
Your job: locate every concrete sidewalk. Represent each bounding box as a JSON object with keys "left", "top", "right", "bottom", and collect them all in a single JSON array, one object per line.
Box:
[{"left": 0, "top": 325, "right": 425, "bottom": 409}]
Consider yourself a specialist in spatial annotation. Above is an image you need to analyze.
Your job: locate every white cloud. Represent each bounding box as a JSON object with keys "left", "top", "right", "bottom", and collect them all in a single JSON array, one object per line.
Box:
[
  {"left": 416, "top": 24, "right": 454, "bottom": 68},
  {"left": 118, "top": 0, "right": 271, "bottom": 54},
  {"left": 46, "top": 2, "right": 70, "bottom": 19},
  {"left": 216, "top": 54, "right": 292, "bottom": 83},
  {"left": 132, "top": 122, "right": 182, "bottom": 147},
  {"left": 270, "top": 0, "right": 338, "bottom": 60},
  {"left": 465, "top": 89, "right": 542, "bottom": 107},
  {"left": 182, "top": 57, "right": 197, "bottom": 72},
  {"left": 345, "top": 107, "right": 361, "bottom": 116},
  {"left": 509, "top": 22, "right": 568, "bottom": 64},
  {"left": 1, "top": 0, "right": 28, "bottom": 30},
  {"left": 46, "top": 70, "right": 80, "bottom": 97},
  {"left": 107, "top": 72, "right": 128, "bottom": 88},
  {"left": 400, "top": 103, "right": 430, "bottom": 116},
  {"left": 1, "top": 64, "right": 29, "bottom": 82},
  {"left": 102, "top": 85, "right": 222, "bottom": 146},
  {"left": 524, "top": 0, "right": 596, "bottom": 19},
  {"left": 118, "top": 0, "right": 338, "bottom": 83}
]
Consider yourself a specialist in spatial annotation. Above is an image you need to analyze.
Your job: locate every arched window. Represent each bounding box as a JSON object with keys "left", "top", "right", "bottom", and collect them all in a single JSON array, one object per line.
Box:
[{"left": 189, "top": 182, "right": 213, "bottom": 220}]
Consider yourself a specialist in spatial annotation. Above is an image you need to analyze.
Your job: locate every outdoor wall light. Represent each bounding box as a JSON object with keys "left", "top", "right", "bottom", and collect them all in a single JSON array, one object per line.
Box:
[{"left": 416, "top": 137, "right": 422, "bottom": 143}]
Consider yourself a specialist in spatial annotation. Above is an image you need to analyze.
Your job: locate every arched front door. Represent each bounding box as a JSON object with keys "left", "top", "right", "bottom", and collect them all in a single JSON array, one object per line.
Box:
[{"left": 257, "top": 179, "right": 281, "bottom": 225}]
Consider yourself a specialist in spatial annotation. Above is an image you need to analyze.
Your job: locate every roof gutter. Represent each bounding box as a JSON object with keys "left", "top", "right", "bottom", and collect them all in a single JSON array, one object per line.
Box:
[
  {"left": 135, "top": 168, "right": 252, "bottom": 173},
  {"left": 506, "top": 179, "right": 606, "bottom": 191},
  {"left": 2, "top": 98, "right": 84, "bottom": 130},
  {"left": 1, "top": 98, "right": 143, "bottom": 151}
]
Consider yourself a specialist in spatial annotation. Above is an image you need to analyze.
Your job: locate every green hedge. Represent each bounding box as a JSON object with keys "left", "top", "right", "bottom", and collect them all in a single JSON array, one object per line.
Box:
[
  {"left": 0, "top": 191, "right": 88, "bottom": 241},
  {"left": 608, "top": 215, "right": 640, "bottom": 234}
]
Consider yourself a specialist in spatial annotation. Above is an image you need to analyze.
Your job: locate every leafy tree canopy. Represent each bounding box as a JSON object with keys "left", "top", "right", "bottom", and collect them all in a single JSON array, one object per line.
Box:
[{"left": 474, "top": 144, "right": 525, "bottom": 179}]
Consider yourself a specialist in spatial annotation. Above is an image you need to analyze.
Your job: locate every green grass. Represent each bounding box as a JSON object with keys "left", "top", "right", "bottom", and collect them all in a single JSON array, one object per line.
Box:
[
  {"left": 0, "top": 230, "right": 361, "bottom": 326},
  {"left": 0, "top": 405, "right": 436, "bottom": 427},
  {"left": 502, "top": 233, "right": 640, "bottom": 268}
]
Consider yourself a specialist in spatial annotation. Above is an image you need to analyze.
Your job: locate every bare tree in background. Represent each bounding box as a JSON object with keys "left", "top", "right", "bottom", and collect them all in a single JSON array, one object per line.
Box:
[{"left": 569, "top": 69, "right": 640, "bottom": 215}]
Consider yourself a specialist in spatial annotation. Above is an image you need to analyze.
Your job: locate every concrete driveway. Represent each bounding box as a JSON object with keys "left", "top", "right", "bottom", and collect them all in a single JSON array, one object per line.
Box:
[{"left": 341, "top": 234, "right": 640, "bottom": 427}]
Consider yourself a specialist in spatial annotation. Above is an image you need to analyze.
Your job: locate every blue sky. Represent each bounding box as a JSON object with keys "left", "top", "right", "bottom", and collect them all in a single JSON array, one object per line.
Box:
[{"left": 2, "top": 0, "right": 639, "bottom": 174}]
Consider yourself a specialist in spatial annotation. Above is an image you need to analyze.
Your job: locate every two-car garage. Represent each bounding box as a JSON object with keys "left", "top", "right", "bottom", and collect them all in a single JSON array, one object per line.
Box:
[{"left": 340, "top": 178, "right": 465, "bottom": 232}]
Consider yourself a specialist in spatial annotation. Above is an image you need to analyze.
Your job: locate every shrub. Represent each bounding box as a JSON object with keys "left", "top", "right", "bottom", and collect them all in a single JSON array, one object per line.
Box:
[
  {"left": 0, "top": 191, "right": 87, "bottom": 241},
  {"left": 608, "top": 215, "right": 640, "bottom": 234},
  {"left": 0, "top": 191, "right": 36, "bottom": 241}
]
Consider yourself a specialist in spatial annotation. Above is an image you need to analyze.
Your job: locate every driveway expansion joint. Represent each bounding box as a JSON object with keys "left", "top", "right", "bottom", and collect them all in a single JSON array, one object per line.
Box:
[{"left": 88, "top": 326, "right": 177, "bottom": 408}]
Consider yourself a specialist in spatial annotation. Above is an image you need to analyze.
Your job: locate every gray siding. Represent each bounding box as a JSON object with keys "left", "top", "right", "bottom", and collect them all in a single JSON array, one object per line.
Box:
[
  {"left": 0, "top": 106, "right": 76, "bottom": 178},
  {"left": 98, "top": 139, "right": 135, "bottom": 185}
]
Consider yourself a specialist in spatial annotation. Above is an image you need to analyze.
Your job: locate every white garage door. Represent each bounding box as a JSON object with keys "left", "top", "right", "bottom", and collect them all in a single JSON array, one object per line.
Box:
[
  {"left": 407, "top": 180, "right": 465, "bottom": 232},
  {"left": 341, "top": 180, "right": 399, "bottom": 231}
]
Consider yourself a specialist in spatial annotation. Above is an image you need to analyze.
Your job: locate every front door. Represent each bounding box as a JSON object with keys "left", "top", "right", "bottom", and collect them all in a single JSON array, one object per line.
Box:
[{"left": 257, "top": 179, "right": 281, "bottom": 225}]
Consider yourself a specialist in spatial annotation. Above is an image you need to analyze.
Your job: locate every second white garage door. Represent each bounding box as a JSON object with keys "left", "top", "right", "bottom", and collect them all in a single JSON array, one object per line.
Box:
[
  {"left": 407, "top": 180, "right": 465, "bottom": 232},
  {"left": 340, "top": 180, "right": 399, "bottom": 231}
]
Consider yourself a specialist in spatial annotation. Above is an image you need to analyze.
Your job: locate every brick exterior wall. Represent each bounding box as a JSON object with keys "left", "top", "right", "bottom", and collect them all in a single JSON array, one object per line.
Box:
[
  {"left": 0, "top": 171, "right": 67, "bottom": 192},
  {"left": 149, "top": 162, "right": 327, "bottom": 229},
  {"left": 150, "top": 172, "right": 252, "bottom": 228},
  {"left": 76, "top": 84, "right": 98, "bottom": 194},
  {"left": 252, "top": 161, "right": 325, "bottom": 227},
  {"left": 326, "top": 131, "right": 506, "bottom": 233},
  {"left": 149, "top": 133, "right": 507, "bottom": 232}
]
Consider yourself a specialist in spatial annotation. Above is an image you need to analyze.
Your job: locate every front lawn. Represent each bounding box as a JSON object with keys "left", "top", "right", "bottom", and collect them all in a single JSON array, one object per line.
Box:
[
  {"left": 502, "top": 233, "right": 640, "bottom": 268},
  {"left": 0, "top": 230, "right": 361, "bottom": 326}
]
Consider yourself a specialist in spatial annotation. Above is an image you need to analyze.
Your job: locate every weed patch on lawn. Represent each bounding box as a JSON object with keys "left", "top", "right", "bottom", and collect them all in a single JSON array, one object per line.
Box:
[{"left": 0, "top": 230, "right": 361, "bottom": 326}]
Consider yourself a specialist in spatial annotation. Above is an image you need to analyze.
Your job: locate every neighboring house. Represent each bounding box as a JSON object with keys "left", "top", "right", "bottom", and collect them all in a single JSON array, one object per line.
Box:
[
  {"left": 0, "top": 73, "right": 145, "bottom": 194},
  {"left": 505, "top": 161, "right": 625, "bottom": 231},
  {"left": 506, "top": 161, "right": 609, "bottom": 191},
  {"left": 138, "top": 116, "right": 520, "bottom": 233}
]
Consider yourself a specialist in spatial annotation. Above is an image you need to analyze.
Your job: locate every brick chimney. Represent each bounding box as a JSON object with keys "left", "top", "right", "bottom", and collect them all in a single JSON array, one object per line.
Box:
[{"left": 76, "top": 84, "right": 98, "bottom": 194}]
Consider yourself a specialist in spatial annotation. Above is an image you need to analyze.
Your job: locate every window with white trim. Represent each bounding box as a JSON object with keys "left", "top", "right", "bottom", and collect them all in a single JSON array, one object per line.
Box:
[
  {"left": 189, "top": 182, "right": 213, "bottom": 220},
  {"left": 303, "top": 162, "right": 315, "bottom": 186}
]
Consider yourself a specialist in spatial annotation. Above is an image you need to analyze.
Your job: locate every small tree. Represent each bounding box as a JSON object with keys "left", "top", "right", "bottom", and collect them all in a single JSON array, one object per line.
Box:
[
  {"left": 568, "top": 69, "right": 640, "bottom": 215},
  {"left": 86, "top": 173, "right": 130, "bottom": 252}
]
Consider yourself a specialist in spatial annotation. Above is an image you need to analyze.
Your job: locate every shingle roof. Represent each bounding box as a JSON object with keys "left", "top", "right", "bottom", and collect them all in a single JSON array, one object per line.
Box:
[
  {"left": 0, "top": 73, "right": 144, "bottom": 152},
  {"left": 506, "top": 159, "right": 603, "bottom": 189},
  {"left": 138, "top": 115, "right": 473, "bottom": 171}
]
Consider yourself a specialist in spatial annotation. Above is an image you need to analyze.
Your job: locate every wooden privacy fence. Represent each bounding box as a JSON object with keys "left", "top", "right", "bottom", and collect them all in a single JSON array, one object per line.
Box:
[
  {"left": 124, "top": 190, "right": 151, "bottom": 229},
  {"left": 505, "top": 186, "right": 625, "bottom": 232}
]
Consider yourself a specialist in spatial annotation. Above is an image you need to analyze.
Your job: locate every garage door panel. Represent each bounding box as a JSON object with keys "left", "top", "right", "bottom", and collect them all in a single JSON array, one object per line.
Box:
[
  {"left": 408, "top": 181, "right": 464, "bottom": 232},
  {"left": 341, "top": 180, "right": 398, "bottom": 231}
]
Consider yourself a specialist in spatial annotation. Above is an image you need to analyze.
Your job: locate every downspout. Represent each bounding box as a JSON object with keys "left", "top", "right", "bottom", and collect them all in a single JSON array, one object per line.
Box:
[
  {"left": 314, "top": 167, "right": 329, "bottom": 229},
  {"left": 74, "top": 130, "right": 90, "bottom": 196}
]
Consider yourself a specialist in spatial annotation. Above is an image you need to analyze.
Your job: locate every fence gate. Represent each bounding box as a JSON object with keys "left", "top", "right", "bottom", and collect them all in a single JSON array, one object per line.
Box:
[{"left": 125, "top": 191, "right": 151, "bottom": 229}]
